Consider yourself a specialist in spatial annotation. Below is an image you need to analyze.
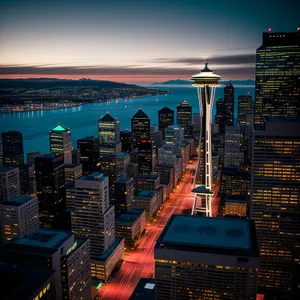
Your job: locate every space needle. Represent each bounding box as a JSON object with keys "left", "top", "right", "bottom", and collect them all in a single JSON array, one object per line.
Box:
[{"left": 191, "top": 61, "right": 221, "bottom": 217}]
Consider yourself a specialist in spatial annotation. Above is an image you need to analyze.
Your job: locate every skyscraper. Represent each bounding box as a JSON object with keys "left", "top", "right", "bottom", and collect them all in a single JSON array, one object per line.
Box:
[
  {"left": 98, "top": 112, "right": 122, "bottom": 155},
  {"left": 214, "top": 98, "right": 225, "bottom": 133},
  {"left": 190, "top": 62, "right": 221, "bottom": 217},
  {"left": 251, "top": 117, "right": 300, "bottom": 298},
  {"left": 120, "top": 130, "right": 132, "bottom": 153},
  {"left": 255, "top": 31, "right": 300, "bottom": 127},
  {"left": 177, "top": 100, "right": 193, "bottom": 138},
  {"left": 155, "top": 215, "right": 260, "bottom": 300},
  {"left": 35, "top": 153, "right": 66, "bottom": 229},
  {"left": 0, "top": 167, "right": 20, "bottom": 203},
  {"left": 224, "top": 126, "right": 244, "bottom": 168},
  {"left": 238, "top": 94, "right": 253, "bottom": 160},
  {"left": 69, "top": 173, "right": 116, "bottom": 280},
  {"left": 131, "top": 109, "right": 150, "bottom": 148},
  {"left": 164, "top": 124, "right": 184, "bottom": 155},
  {"left": 224, "top": 83, "right": 235, "bottom": 127},
  {"left": 238, "top": 94, "right": 253, "bottom": 127},
  {"left": 137, "top": 139, "right": 154, "bottom": 175},
  {"left": 158, "top": 106, "right": 174, "bottom": 138},
  {"left": 77, "top": 136, "right": 99, "bottom": 175},
  {"left": 115, "top": 177, "right": 134, "bottom": 214},
  {"left": 49, "top": 124, "right": 72, "bottom": 165},
  {"left": 2, "top": 131, "right": 24, "bottom": 168}
]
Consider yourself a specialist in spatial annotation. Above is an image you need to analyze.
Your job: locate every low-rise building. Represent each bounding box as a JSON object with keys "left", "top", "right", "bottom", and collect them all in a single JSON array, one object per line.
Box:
[
  {"left": 129, "top": 278, "right": 156, "bottom": 300},
  {"left": 91, "top": 237, "right": 124, "bottom": 282},
  {"left": 0, "top": 195, "right": 39, "bottom": 243},
  {"left": 154, "top": 215, "right": 260, "bottom": 300},
  {"left": 132, "top": 190, "right": 158, "bottom": 221},
  {"left": 115, "top": 209, "right": 145, "bottom": 246},
  {"left": 136, "top": 174, "right": 160, "bottom": 192},
  {"left": 224, "top": 196, "right": 248, "bottom": 218}
]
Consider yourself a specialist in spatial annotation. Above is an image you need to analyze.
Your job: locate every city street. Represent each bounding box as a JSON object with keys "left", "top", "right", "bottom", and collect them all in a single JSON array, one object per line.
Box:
[{"left": 99, "top": 166, "right": 196, "bottom": 299}]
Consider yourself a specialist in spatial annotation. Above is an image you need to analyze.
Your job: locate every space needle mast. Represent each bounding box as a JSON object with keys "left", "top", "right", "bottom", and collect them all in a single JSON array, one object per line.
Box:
[{"left": 191, "top": 60, "right": 221, "bottom": 217}]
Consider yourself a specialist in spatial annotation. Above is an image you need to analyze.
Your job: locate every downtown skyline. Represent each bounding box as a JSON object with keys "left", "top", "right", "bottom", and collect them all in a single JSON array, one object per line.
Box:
[{"left": 0, "top": 0, "right": 299, "bottom": 84}]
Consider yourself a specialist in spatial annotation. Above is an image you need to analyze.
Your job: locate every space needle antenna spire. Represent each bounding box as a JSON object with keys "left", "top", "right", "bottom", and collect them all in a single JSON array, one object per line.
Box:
[{"left": 190, "top": 60, "right": 221, "bottom": 217}]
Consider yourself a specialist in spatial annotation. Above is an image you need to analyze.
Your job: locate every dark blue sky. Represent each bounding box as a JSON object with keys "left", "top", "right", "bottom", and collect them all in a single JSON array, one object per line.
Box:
[{"left": 0, "top": 0, "right": 299, "bottom": 83}]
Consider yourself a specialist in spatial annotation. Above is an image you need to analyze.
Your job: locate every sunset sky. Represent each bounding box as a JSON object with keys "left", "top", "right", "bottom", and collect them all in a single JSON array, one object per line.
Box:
[{"left": 0, "top": 0, "right": 299, "bottom": 84}]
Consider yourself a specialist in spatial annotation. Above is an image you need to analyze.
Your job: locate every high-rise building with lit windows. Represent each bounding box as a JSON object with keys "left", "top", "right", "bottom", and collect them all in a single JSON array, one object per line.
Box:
[
  {"left": 255, "top": 31, "right": 300, "bottom": 127},
  {"left": 131, "top": 109, "right": 150, "bottom": 148},
  {"left": 158, "top": 106, "right": 174, "bottom": 138},
  {"left": 137, "top": 139, "right": 155, "bottom": 175},
  {"left": 177, "top": 100, "right": 193, "bottom": 138},
  {"left": 2, "top": 131, "right": 24, "bottom": 168},
  {"left": 155, "top": 214, "right": 260, "bottom": 300},
  {"left": 224, "top": 83, "right": 235, "bottom": 127},
  {"left": 98, "top": 113, "right": 122, "bottom": 155},
  {"left": 251, "top": 117, "right": 300, "bottom": 299},
  {"left": 49, "top": 124, "right": 72, "bottom": 165},
  {"left": 224, "top": 126, "right": 244, "bottom": 168}
]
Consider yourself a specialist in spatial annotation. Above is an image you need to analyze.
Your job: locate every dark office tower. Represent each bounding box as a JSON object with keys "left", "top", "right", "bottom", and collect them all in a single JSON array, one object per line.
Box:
[
  {"left": 0, "top": 135, "right": 2, "bottom": 167},
  {"left": 238, "top": 94, "right": 253, "bottom": 159},
  {"left": 120, "top": 130, "right": 132, "bottom": 153},
  {"left": 224, "top": 83, "right": 235, "bottom": 126},
  {"left": 177, "top": 100, "right": 193, "bottom": 138},
  {"left": 98, "top": 153, "right": 116, "bottom": 200},
  {"left": 72, "top": 148, "right": 80, "bottom": 165},
  {"left": 2, "top": 131, "right": 24, "bottom": 168},
  {"left": 35, "top": 153, "right": 66, "bottom": 229},
  {"left": 131, "top": 109, "right": 150, "bottom": 148},
  {"left": 255, "top": 31, "right": 300, "bottom": 127},
  {"left": 115, "top": 177, "right": 134, "bottom": 215},
  {"left": 214, "top": 98, "right": 226, "bottom": 133},
  {"left": 137, "top": 139, "right": 154, "bottom": 175},
  {"left": 98, "top": 112, "right": 122, "bottom": 155},
  {"left": 251, "top": 117, "right": 300, "bottom": 299},
  {"left": 158, "top": 106, "right": 174, "bottom": 138},
  {"left": 77, "top": 136, "right": 99, "bottom": 175}
]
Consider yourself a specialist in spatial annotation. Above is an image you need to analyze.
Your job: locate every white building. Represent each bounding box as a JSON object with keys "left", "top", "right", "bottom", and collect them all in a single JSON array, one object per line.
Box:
[
  {"left": 0, "top": 167, "right": 20, "bottom": 203},
  {"left": 0, "top": 195, "right": 39, "bottom": 243}
]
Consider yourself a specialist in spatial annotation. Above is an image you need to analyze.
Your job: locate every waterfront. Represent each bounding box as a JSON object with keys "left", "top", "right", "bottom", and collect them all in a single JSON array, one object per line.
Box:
[{"left": 0, "top": 85, "right": 254, "bottom": 159}]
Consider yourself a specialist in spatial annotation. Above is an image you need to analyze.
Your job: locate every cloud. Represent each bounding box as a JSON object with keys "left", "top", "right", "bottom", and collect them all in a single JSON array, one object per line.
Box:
[
  {"left": 0, "top": 63, "right": 255, "bottom": 79},
  {"left": 150, "top": 53, "right": 256, "bottom": 65}
]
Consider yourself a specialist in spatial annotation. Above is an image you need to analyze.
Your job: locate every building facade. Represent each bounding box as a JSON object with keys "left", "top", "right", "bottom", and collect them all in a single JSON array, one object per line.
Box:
[
  {"left": 177, "top": 100, "right": 193, "bottom": 138},
  {"left": 0, "top": 167, "right": 20, "bottom": 203},
  {"left": 131, "top": 109, "right": 150, "bottom": 148},
  {"left": 158, "top": 106, "right": 174, "bottom": 138},
  {"left": 155, "top": 215, "right": 260, "bottom": 300},
  {"left": 49, "top": 124, "right": 72, "bottom": 165},
  {"left": 251, "top": 117, "right": 300, "bottom": 299}
]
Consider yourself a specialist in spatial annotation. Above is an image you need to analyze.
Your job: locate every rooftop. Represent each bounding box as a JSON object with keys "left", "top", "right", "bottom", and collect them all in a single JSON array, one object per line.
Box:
[
  {"left": 40, "top": 152, "right": 63, "bottom": 159},
  {"left": 136, "top": 174, "right": 159, "bottom": 180},
  {"left": 156, "top": 214, "right": 259, "bottom": 257},
  {"left": 115, "top": 177, "right": 132, "bottom": 183},
  {"left": 129, "top": 278, "right": 156, "bottom": 300},
  {"left": 6, "top": 195, "right": 35, "bottom": 206},
  {"left": 99, "top": 112, "right": 116, "bottom": 123},
  {"left": 116, "top": 152, "right": 130, "bottom": 158},
  {"left": 0, "top": 166, "right": 18, "bottom": 173},
  {"left": 225, "top": 195, "right": 248, "bottom": 203},
  {"left": 132, "top": 108, "right": 149, "bottom": 119},
  {"left": 165, "top": 123, "right": 182, "bottom": 130},
  {"left": 177, "top": 99, "right": 191, "bottom": 107},
  {"left": 11, "top": 228, "right": 72, "bottom": 250},
  {"left": 98, "top": 237, "right": 123, "bottom": 261},
  {"left": 51, "top": 124, "right": 68, "bottom": 131},
  {"left": 158, "top": 106, "right": 174, "bottom": 113},
  {"left": 0, "top": 263, "right": 55, "bottom": 300},
  {"left": 78, "top": 136, "right": 97, "bottom": 141},
  {"left": 137, "top": 190, "right": 155, "bottom": 198},
  {"left": 80, "top": 172, "right": 106, "bottom": 182}
]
